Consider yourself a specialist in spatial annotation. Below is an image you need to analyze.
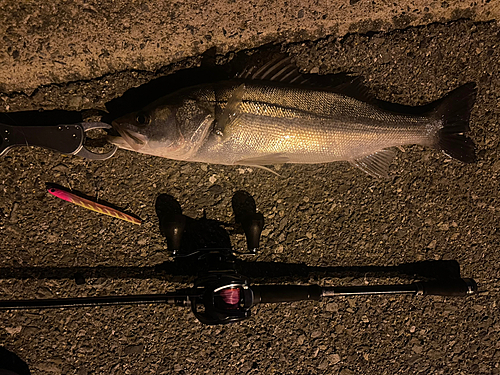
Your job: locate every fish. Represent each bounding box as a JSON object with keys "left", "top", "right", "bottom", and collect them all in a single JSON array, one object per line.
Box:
[
  {"left": 108, "top": 56, "right": 476, "bottom": 178},
  {"left": 47, "top": 185, "right": 142, "bottom": 225}
]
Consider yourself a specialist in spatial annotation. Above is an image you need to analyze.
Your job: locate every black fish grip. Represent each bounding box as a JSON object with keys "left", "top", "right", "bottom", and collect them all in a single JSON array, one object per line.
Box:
[{"left": 0, "top": 122, "right": 117, "bottom": 160}]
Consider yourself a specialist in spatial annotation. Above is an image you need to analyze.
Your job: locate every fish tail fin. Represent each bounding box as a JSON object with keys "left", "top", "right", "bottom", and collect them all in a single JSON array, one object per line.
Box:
[{"left": 431, "top": 82, "right": 477, "bottom": 163}]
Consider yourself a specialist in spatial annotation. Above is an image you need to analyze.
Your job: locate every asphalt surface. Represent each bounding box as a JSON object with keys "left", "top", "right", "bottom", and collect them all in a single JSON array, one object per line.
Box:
[{"left": 0, "top": 18, "right": 499, "bottom": 375}]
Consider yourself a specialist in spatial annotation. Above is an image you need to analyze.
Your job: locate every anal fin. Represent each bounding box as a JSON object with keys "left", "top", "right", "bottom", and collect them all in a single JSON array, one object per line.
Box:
[{"left": 350, "top": 149, "right": 395, "bottom": 179}]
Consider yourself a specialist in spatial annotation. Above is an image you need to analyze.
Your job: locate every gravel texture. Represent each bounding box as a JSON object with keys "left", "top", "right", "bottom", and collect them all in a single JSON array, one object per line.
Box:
[{"left": 1, "top": 18, "right": 500, "bottom": 375}]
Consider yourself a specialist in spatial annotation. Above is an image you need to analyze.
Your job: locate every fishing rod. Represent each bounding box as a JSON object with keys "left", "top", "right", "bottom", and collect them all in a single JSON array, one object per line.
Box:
[
  {"left": 0, "top": 209, "right": 478, "bottom": 325},
  {"left": 0, "top": 262, "right": 477, "bottom": 326}
]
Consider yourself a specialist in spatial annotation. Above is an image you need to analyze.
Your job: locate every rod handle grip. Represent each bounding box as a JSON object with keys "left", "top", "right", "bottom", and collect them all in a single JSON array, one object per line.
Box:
[
  {"left": 416, "top": 278, "right": 477, "bottom": 296},
  {"left": 252, "top": 285, "right": 322, "bottom": 304}
]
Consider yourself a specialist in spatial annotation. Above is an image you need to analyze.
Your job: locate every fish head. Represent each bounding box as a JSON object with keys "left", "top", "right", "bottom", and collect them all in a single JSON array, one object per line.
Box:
[
  {"left": 109, "top": 95, "right": 215, "bottom": 160},
  {"left": 109, "top": 104, "right": 185, "bottom": 157}
]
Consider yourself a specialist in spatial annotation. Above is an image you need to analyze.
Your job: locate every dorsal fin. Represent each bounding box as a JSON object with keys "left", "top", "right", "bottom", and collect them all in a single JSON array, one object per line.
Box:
[
  {"left": 330, "top": 77, "right": 375, "bottom": 104},
  {"left": 237, "top": 54, "right": 308, "bottom": 85},
  {"left": 236, "top": 54, "right": 374, "bottom": 103}
]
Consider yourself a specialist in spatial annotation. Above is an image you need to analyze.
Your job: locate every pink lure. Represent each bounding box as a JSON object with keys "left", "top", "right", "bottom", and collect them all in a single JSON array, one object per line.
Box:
[{"left": 47, "top": 186, "right": 142, "bottom": 225}]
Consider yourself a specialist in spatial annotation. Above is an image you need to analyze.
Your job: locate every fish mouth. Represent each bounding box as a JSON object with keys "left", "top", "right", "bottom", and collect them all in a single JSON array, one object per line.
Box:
[{"left": 110, "top": 121, "right": 148, "bottom": 151}]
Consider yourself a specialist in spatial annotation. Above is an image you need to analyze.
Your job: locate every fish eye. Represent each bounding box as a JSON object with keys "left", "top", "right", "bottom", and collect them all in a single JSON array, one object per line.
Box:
[{"left": 135, "top": 113, "right": 150, "bottom": 126}]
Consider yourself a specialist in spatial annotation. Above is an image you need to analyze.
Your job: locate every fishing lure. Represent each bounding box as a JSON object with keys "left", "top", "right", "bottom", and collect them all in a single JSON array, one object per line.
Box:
[{"left": 47, "top": 185, "right": 142, "bottom": 225}]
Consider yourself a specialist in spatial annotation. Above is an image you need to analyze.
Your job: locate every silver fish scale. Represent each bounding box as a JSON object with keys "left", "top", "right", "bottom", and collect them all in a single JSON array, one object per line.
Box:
[
  {"left": 191, "top": 83, "right": 436, "bottom": 164},
  {"left": 214, "top": 82, "right": 423, "bottom": 124}
]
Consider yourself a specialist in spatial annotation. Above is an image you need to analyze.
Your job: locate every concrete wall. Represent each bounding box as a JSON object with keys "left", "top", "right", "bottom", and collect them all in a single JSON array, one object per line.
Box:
[{"left": 1, "top": 0, "right": 498, "bottom": 93}]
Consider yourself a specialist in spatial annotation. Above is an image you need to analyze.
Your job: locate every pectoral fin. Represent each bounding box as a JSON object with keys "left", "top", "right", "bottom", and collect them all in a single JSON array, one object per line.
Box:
[
  {"left": 215, "top": 84, "right": 246, "bottom": 138},
  {"left": 350, "top": 149, "right": 395, "bottom": 179}
]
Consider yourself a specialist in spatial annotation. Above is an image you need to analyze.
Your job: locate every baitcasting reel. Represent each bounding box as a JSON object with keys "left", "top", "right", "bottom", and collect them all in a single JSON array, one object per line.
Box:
[{"left": 0, "top": 192, "right": 478, "bottom": 325}]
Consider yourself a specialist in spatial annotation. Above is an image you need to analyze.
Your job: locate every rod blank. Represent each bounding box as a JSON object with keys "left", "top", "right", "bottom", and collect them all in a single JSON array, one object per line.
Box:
[{"left": 0, "top": 293, "right": 193, "bottom": 310}]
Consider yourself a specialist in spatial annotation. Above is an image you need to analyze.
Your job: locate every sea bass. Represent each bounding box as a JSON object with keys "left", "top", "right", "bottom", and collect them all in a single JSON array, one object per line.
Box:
[{"left": 109, "top": 57, "right": 476, "bottom": 178}]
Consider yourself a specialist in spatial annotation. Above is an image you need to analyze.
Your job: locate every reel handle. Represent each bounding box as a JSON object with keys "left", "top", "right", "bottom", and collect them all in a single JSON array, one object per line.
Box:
[
  {"left": 162, "top": 214, "right": 186, "bottom": 253},
  {"left": 240, "top": 213, "right": 264, "bottom": 253}
]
